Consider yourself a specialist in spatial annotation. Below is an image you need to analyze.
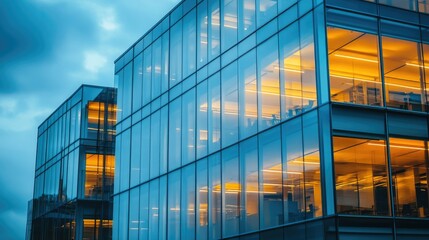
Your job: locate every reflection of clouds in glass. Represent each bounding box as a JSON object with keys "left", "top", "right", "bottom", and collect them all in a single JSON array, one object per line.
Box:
[{"left": 0, "top": 0, "right": 179, "bottom": 238}]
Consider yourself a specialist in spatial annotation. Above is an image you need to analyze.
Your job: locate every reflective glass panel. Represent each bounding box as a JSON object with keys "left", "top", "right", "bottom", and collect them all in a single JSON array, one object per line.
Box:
[
  {"left": 239, "top": 49, "right": 258, "bottom": 140},
  {"left": 222, "top": 145, "right": 240, "bottom": 237},
  {"left": 333, "top": 136, "right": 390, "bottom": 216},
  {"left": 390, "top": 138, "right": 429, "bottom": 217},
  {"left": 257, "top": 35, "right": 280, "bottom": 131},
  {"left": 382, "top": 37, "right": 424, "bottom": 112},
  {"left": 259, "top": 126, "right": 283, "bottom": 229},
  {"left": 328, "top": 27, "right": 382, "bottom": 106},
  {"left": 222, "top": 62, "right": 239, "bottom": 147}
]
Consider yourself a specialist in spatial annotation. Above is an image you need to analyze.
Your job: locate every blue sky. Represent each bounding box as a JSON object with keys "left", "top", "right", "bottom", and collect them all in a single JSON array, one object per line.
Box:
[{"left": 0, "top": 0, "right": 179, "bottom": 238}]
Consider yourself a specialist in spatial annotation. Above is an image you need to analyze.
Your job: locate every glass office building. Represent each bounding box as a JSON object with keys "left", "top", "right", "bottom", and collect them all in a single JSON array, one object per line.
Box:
[
  {"left": 113, "top": 0, "right": 429, "bottom": 239},
  {"left": 28, "top": 85, "right": 116, "bottom": 240}
]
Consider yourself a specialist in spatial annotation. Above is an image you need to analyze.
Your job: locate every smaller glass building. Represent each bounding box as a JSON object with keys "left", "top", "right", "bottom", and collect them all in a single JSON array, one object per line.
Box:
[{"left": 27, "top": 85, "right": 116, "bottom": 240}]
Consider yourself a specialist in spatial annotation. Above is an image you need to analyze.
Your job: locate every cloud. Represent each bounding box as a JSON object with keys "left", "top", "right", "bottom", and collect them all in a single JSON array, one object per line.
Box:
[
  {"left": 84, "top": 51, "right": 107, "bottom": 74},
  {"left": 0, "top": 0, "right": 180, "bottom": 239}
]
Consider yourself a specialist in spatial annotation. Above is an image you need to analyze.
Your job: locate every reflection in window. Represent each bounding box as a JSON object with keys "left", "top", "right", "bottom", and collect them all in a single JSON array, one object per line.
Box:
[
  {"left": 238, "top": 0, "right": 255, "bottom": 40},
  {"left": 169, "top": 98, "right": 182, "bottom": 170},
  {"left": 130, "top": 122, "right": 141, "bottom": 187},
  {"left": 221, "top": 0, "right": 238, "bottom": 51},
  {"left": 183, "top": 10, "right": 197, "bottom": 78},
  {"left": 133, "top": 54, "right": 143, "bottom": 112},
  {"left": 222, "top": 63, "right": 239, "bottom": 147},
  {"left": 209, "top": 0, "right": 220, "bottom": 60},
  {"left": 390, "top": 138, "right": 429, "bottom": 217},
  {"left": 149, "top": 179, "right": 159, "bottom": 239},
  {"left": 256, "top": 0, "right": 277, "bottom": 27},
  {"left": 257, "top": 35, "right": 280, "bottom": 131},
  {"left": 181, "top": 164, "right": 196, "bottom": 240},
  {"left": 328, "top": 27, "right": 382, "bottom": 106},
  {"left": 152, "top": 38, "right": 162, "bottom": 99},
  {"left": 208, "top": 74, "right": 221, "bottom": 153},
  {"left": 143, "top": 48, "right": 152, "bottom": 106},
  {"left": 197, "top": 81, "right": 208, "bottom": 159},
  {"left": 128, "top": 188, "right": 139, "bottom": 239},
  {"left": 139, "top": 184, "right": 149, "bottom": 239},
  {"left": 382, "top": 37, "right": 424, "bottom": 111},
  {"left": 182, "top": 89, "right": 196, "bottom": 165},
  {"left": 196, "top": 159, "right": 208, "bottom": 239},
  {"left": 170, "top": 21, "right": 183, "bottom": 87},
  {"left": 239, "top": 50, "right": 258, "bottom": 140},
  {"left": 283, "top": 118, "right": 305, "bottom": 223},
  {"left": 197, "top": 0, "right": 208, "bottom": 68},
  {"left": 240, "top": 137, "right": 259, "bottom": 233},
  {"left": 378, "top": 0, "right": 418, "bottom": 12},
  {"left": 333, "top": 137, "right": 390, "bottom": 216},
  {"left": 222, "top": 145, "right": 240, "bottom": 237},
  {"left": 209, "top": 153, "right": 221, "bottom": 240},
  {"left": 168, "top": 170, "right": 181, "bottom": 239},
  {"left": 279, "top": 15, "right": 317, "bottom": 120},
  {"left": 259, "top": 127, "right": 283, "bottom": 229}
]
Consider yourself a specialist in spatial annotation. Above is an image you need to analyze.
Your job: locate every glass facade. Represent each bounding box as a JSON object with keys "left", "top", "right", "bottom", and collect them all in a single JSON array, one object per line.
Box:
[
  {"left": 113, "top": 0, "right": 429, "bottom": 239},
  {"left": 29, "top": 85, "right": 116, "bottom": 240}
]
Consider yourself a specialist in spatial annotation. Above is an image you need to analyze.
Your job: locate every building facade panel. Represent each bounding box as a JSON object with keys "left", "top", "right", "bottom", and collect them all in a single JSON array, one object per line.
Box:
[
  {"left": 28, "top": 85, "right": 116, "bottom": 240},
  {"left": 114, "top": 0, "right": 429, "bottom": 239}
]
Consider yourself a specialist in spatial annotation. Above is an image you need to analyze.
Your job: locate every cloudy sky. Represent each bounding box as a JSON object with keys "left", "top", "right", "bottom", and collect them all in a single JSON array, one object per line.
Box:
[{"left": 0, "top": 0, "right": 179, "bottom": 238}]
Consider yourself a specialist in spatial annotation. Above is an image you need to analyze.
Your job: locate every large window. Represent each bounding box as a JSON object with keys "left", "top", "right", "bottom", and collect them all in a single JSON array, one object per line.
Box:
[
  {"left": 390, "top": 138, "right": 429, "bottom": 217},
  {"left": 333, "top": 136, "right": 390, "bottom": 216},
  {"left": 257, "top": 35, "right": 280, "bottom": 131},
  {"left": 222, "top": 62, "right": 239, "bottom": 147},
  {"left": 382, "top": 37, "right": 424, "bottom": 111},
  {"left": 328, "top": 27, "right": 382, "bottom": 106}
]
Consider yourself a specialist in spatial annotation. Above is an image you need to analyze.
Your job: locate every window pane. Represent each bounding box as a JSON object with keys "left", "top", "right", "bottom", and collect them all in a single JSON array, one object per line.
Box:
[
  {"left": 133, "top": 53, "right": 143, "bottom": 112},
  {"left": 143, "top": 48, "right": 152, "bottom": 106},
  {"left": 152, "top": 38, "right": 162, "bottom": 98},
  {"left": 168, "top": 170, "right": 181, "bottom": 239},
  {"left": 208, "top": 73, "right": 221, "bottom": 153},
  {"left": 282, "top": 117, "right": 305, "bottom": 223},
  {"left": 159, "top": 176, "right": 167, "bottom": 239},
  {"left": 141, "top": 118, "right": 150, "bottom": 182},
  {"left": 119, "top": 192, "right": 129, "bottom": 240},
  {"left": 238, "top": 0, "right": 256, "bottom": 40},
  {"left": 170, "top": 21, "right": 183, "bottom": 87},
  {"left": 129, "top": 188, "right": 140, "bottom": 239},
  {"left": 390, "top": 138, "right": 429, "bottom": 217},
  {"left": 139, "top": 184, "right": 149, "bottom": 240},
  {"left": 120, "top": 130, "right": 130, "bottom": 192},
  {"left": 258, "top": 35, "right": 280, "bottom": 130},
  {"left": 182, "top": 89, "right": 196, "bottom": 165},
  {"left": 160, "top": 106, "right": 168, "bottom": 174},
  {"left": 239, "top": 49, "right": 258, "bottom": 140},
  {"left": 208, "top": 153, "right": 221, "bottom": 240},
  {"left": 198, "top": 0, "right": 208, "bottom": 69},
  {"left": 150, "top": 111, "right": 161, "bottom": 178},
  {"left": 222, "top": 62, "right": 239, "bottom": 147},
  {"left": 183, "top": 9, "right": 197, "bottom": 78},
  {"left": 303, "top": 111, "right": 322, "bottom": 218},
  {"left": 161, "top": 32, "right": 169, "bottom": 93},
  {"left": 209, "top": 0, "right": 221, "bottom": 60},
  {"left": 328, "top": 27, "right": 382, "bottom": 106},
  {"left": 169, "top": 97, "right": 182, "bottom": 171},
  {"left": 197, "top": 158, "right": 208, "bottom": 239},
  {"left": 299, "top": 14, "right": 317, "bottom": 113},
  {"left": 197, "top": 81, "right": 209, "bottom": 159},
  {"left": 123, "top": 63, "right": 133, "bottom": 119},
  {"left": 259, "top": 126, "right": 283, "bottom": 229},
  {"left": 378, "top": 0, "right": 418, "bottom": 11},
  {"left": 382, "top": 37, "right": 424, "bottom": 112},
  {"left": 222, "top": 0, "right": 238, "bottom": 51},
  {"left": 131, "top": 122, "right": 141, "bottom": 187},
  {"left": 222, "top": 145, "right": 240, "bottom": 237},
  {"left": 149, "top": 179, "right": 159, "bottom": 239},
  {"left": 333, "top": 136, "right": 390, "bottom": 216},
  {"left": 257, "top": 0, "right": 277, "bottom": 27},
  {"left": 240, "top": 137, "right": 259, "bottom": 233},
  {"left": 181, "top": 164, "right": 196, "bottom": 240}
]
